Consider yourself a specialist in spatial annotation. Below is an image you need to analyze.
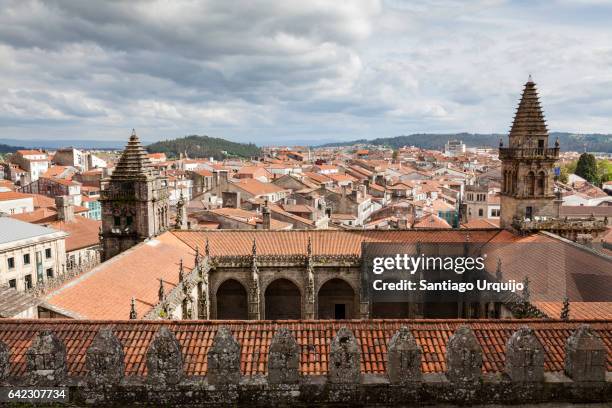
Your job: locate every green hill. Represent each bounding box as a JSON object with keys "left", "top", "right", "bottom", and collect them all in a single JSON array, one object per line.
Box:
[
  {"left": 319, "top": 132, "right": 612, "bottom": 153},
  {"left": 0, "top": 143, "right": 24, "bottom": 154},
  {"left": 147, "top": 135, "right": 261, "bottom": 160}
]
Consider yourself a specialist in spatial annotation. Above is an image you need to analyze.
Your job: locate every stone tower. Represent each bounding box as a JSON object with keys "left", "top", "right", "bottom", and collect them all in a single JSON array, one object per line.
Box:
[
  {"left": 100, "top": 130, "right": 170, "bottom": 260},
  {"left": 499, "top": 78, "right": 560, "bottom": 229}
]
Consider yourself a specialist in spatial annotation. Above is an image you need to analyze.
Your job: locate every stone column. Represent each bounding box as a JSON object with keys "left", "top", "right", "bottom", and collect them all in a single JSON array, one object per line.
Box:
[
  {"left": 25, "top": 330, "right": 67, "bottom": 386},
  {"left": 445, "top": 325, "right": 482, "bottom": 385},
  {"left": 504, "top": 327, "right": 544, "bottom": 382},
  {"left": 146, "top": 327, "right": 183, "bottom": 385},
  {"left": 564, "top": 324, "right": 606, "bottom": 382},
  {"left": 268, "top": 328, "right": 300, "bottom": 384},
  {"left": 328, "top": 327, "right": 360, "bottom": 384},
  {"left": 207, "top": 327, "right": 241, "bottom": 385},
  {"left": 387, "top": 326, "right": 422, "bottom": 384},
  {"left": 86, "top": 327, "right": 125, "bottom": 386}
]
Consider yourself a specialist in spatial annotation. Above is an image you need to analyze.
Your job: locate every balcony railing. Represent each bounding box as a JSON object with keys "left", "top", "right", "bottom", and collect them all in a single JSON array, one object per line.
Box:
[{"left": 498, "top": 147, "right": 559, "bottom": 160}]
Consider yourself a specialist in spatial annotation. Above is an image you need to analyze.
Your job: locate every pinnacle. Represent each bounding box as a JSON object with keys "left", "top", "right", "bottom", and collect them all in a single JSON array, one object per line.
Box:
[{"left": 111, "top": 129, "right": 154, "bottom": 180}]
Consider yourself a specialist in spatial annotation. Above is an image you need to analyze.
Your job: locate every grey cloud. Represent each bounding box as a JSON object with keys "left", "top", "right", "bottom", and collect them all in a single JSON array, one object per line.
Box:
[{"left": 0, "top": 0, "right": 611, "bottom": 143}]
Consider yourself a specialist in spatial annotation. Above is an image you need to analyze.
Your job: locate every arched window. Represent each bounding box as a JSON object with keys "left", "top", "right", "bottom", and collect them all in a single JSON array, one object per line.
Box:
[
  {"left": 526, "top": 171, "right": 535, "bottom": 196},
  {"left": 216, "top": 279, "right": 248, "bottom": 319},
  {"left": 317, "top": 279, "right": 355, "bottom": 319},
  {"left": 536, "top": 171, "right": 546, "bottom": 196},
  {"left": 264, "top": 279, "right": 301, "bottom": 320}
]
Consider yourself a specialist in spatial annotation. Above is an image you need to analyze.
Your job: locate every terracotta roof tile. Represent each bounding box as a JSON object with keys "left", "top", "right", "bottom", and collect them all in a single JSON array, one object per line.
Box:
[{"left": 4, "top": 319, "right": 606, "bottom": 377}]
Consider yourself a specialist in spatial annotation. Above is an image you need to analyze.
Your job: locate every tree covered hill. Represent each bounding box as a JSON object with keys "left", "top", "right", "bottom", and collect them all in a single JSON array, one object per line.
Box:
[
  {"left": 147, "top": 135, "right": 261, "bottom": 160},
  {"left": 319, "top": 132, "right": 612, "bottom": 153},
  {"left": 0, "top": 143, "right": 25, "bottom": 154}
]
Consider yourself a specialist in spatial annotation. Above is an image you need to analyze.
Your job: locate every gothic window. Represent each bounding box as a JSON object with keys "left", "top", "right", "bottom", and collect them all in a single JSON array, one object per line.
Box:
[
  {"left": 536, "top": 171, "right": 546, "bottom": 196},
  {"left": 478, "top": 209, "right": 484, "bottom": 217},
  {"left": 216, "top": 279, "right": 248, "bottom": 319},
  {"left": 317, "top": 279, "right": 355, "bottom": 319},
  {"left": 526, "top": 172, "right": 535, "bottom": 196},
  {"left": 114, "top": 216, "right": 121, "bottom": 226},
  {"left": 264, "top": 279, "right": 301, "bottom": 320},
  {"left": 126, "top": 216, "right": 133, "bottom": 226}
]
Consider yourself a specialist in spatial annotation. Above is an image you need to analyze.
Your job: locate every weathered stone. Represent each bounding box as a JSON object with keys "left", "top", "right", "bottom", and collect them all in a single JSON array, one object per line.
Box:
[
  {"left": 25, "top": 330, "right": 67, "bottom": 385},
  {"left": 0, "top": 340, "right": 9, "bottom": 381},
  {"left": 86, "top": 327, "right": 125, "bottom": 385},
  {"left": 387, "top": 326, "right": 422, "bottom": 384},
  {"left": 446, "top": 325, "right": 482, "bottom": 384},
  {"left": 207, "top": 326, "right": 241, "bottom": 385},
  {"left": 564, "top": 324, "right": 606, "bottom": 382},
  {"left": 328, "top": 327, "right": 360, "bottom": 384},
  {"left": 146, "top": 326, "right": 183, "bottom": 385},
  {"left": 268, "top": 328, "right": 300, "bottom": 384},
  {"left": 504, "top": 327, "right": 544, "bottom": 382}
]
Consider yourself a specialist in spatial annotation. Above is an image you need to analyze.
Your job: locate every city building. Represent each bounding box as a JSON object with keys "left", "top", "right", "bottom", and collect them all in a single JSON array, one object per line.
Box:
[{"left": 0, "top": 216, "right": 67, "bottom": 291}]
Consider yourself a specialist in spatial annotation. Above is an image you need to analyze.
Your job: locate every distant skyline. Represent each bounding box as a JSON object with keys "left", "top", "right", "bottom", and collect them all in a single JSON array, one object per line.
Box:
[{"left": 1, "top": 0, "right": 612, "bottom": 144}]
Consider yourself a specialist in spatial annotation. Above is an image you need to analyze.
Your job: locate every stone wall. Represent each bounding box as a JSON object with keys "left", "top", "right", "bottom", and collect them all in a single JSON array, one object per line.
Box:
[{"left": 0, "top": 324, "right": 609, "bottom": 406}]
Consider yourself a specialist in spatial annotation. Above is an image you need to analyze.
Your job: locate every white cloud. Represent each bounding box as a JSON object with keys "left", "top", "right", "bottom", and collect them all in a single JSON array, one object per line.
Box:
[{"left": 0, "top": 0, "right": 610, "bottom": 143}]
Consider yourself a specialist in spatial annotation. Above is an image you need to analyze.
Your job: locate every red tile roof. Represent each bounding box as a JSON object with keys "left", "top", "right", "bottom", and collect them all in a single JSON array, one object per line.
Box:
[
  {"left": 46, "top": 216, "right": 101, "bottom": 252},
  {"left": 0, "top": 319, "right": 609, "bottom": 377},
  {"left": 44, "top": 232, "right": 195, "bottom": 319},
  {"left": 0, "top": 191, "right": 32, "bottom": 201},
  {"left": 171, "top": 229, "right": 511, "bottom": 257},
  {"left": 534, "top": 302, "right": 612, "bottom": 320}
]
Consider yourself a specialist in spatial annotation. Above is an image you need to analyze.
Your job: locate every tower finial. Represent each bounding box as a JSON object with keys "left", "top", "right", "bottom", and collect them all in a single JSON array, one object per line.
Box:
[
  {"left": 129, "top": 296, "right": 137, "bottom": 319},
  {"left": 528, "top": 74, "right": 533, "bottom": 83},
  {"left": 205, "top": 238, "right": 210, "bottom": 257},
  {"left": 131, "top": 128, "right": 136, "bottom": 137},
  {"left": 178, "top": 258, "right": 184, "bottom": 282},
  {"left": 252, "top": 238, "right": 257, "bottom": 257},
  {"left": 158, "top": 278, "right": 165, "bottom": 301},
  {"left": 307, "top": 236, "right": 312, "bottom": 257}
]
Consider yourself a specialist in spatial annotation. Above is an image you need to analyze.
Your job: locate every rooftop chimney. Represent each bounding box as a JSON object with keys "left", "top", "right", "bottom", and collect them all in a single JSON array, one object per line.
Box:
[{"left": 55, "top": 195, "right": 75, "bottom": 222}]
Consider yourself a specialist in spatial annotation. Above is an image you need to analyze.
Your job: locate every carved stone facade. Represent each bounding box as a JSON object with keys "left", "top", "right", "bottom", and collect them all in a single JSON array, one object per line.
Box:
[
  {"left": 499, "top": 78, "right": 559, "bottom": 229},
  {"left": 0, "top": 323, "right": 609, "bottom": 405},
  {"left": 100, "top": 130, "right": 169, "bottom": 260},
  {"left": 498, "top": 79, "right": 607, "bottom": 239}
]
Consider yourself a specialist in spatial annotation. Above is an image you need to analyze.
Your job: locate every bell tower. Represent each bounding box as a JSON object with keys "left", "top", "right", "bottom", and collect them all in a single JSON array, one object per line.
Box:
[
  {"left": 499, "top": 77, "right": 560, "bottom": 229},
  {"left": 100, "top": 130, "right": 170, "bottom": 260}
]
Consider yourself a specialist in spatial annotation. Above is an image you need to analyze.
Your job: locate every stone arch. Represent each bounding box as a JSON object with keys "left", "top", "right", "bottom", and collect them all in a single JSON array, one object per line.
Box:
[
  {"left": 215, "top": 279, "right": 248, "bottom": 320},
  {"left": 317, "top": 278, "right": 356, "bottom": 319},
  {"left": 264, "top": 278, "right": 302, "bottom": 320}
]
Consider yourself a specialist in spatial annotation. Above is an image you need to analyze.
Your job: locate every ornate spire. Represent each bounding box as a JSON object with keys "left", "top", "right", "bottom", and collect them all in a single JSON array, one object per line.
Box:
[
  {"left": 175, "top": 192, "right": 185, "bottom": 228},
  {"left": 522, "top": 276, "right": 530, "bottom": 303},
  {"left": 560, "top": 296, "right": 570, "bottom": 320},
  {"left": 158, "top": 278, "right": 165, "bottom": 302},
  {"left": 509, "top": 78, "right": 548, "bottom": 144},
  {"left": 307, "top": 236, "right": 312, "bottom": 258},
  {"left": 194, "top": 246, "right": 200, "bottom": 266},
  {"left": 129, "top": 297, "right": 137, "bottom": 320},
  {"left": 495, "top": 258, "right": 502, "bottom": 281},
  {"left": 111, "top": 129, "right": 154, "bottom": 180},
  {"left": 178, "top": 259, "right": 184, "bottom": 282},
  {"left": 205, "top": 238, "right": 210, "bottom": 257},
  {"left": 252, "top": 238, "right": 257, "bottom": 258}
]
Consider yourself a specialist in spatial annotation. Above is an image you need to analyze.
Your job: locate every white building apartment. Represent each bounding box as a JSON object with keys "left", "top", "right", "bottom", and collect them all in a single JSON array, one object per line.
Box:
[
  {"left": 0, "top": 191, "right": 34, "bottom": 215},
  {"left": 0, "top": 217, "right": 67, "bottom": 292},
  {"left": 11, "top": 150, "right": 49, "bottom": 182}
]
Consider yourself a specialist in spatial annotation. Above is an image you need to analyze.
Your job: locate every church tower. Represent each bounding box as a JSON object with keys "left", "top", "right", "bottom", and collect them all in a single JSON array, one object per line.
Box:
[
  {"left": 499, "top": 77, "right": 560, "bottom": 229},
  {"left": 100, "top": 130, "right": 170, "bottom": 260}
]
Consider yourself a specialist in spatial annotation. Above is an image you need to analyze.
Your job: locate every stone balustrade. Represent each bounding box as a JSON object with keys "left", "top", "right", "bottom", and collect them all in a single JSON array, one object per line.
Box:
[{"left": 0, "top": 324, "right": 609, "bottom": 406}]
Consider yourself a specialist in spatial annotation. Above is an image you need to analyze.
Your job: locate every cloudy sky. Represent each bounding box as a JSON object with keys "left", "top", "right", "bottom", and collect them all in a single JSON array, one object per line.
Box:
[{"left": 1, "top": 0, "right": 611, "bottom": 145}]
